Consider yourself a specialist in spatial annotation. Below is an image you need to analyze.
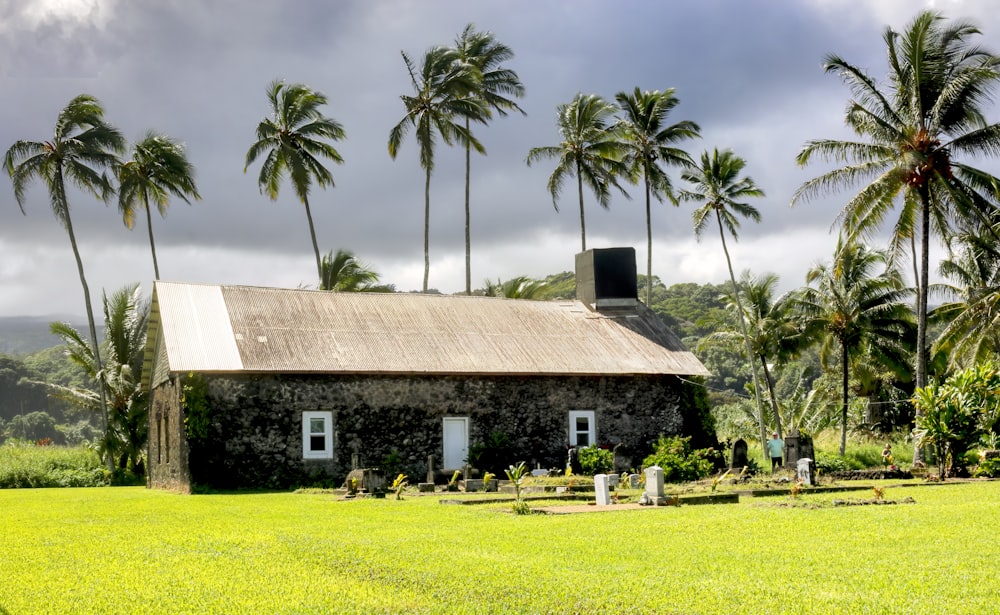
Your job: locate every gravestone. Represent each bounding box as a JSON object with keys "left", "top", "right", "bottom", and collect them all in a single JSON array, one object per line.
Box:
[
  {"left": 351, "top": 453, "right": 360, "bottom": 471},
  {"left": 797, "top": 457, "right": 815, "bottom": 486},
  {"left": 426, "top": 455, "right": 435, "bottom": 484},
  {"left": 645, "top": 465, "right": 670, "bottom": 505},
  {"left": 607, "top": 473, "right": 620, "bottom": 489},
  {"left": 784, "top": 429, "right": 815, "bottom": 469},
  {"left": 730, "top": 438, "right": 749, "bottom": 470},
  {"left": 594, "top": 474, "right": 611, "bottom": 505},
  {"left": 628, "top": 473, "right": 641, "bottom": 489}
]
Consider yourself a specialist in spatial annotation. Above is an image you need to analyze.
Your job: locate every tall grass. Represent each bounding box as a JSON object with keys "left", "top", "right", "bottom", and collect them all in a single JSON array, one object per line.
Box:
[
  {"left": 1, "top": 483, "right": 998, "bottom": 613},
  {"left": 0, "top": 442, "right": 108, "bottom": 488}
]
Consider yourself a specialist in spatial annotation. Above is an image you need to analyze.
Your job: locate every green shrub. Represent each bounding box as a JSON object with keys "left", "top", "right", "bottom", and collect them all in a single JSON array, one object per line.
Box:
[
  {"left": 577, "top": 445, "right": 613, "bottom": 475},
  {"left": 642, "top": 435, "right": 713, "bottom": 483},
  {"left": 973, "top": 456, "right": 1000, "bottom": 478},
  {"left": 0, "top": 443, "right": 109, "bottom": 488},
  {"left": 814, "top": 451, "right": 852, "bottom": 473}
]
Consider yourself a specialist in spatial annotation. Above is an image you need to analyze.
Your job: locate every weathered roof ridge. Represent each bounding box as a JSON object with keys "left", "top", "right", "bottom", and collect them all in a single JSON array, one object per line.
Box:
[{"left": 142, "top": 281, "right": 709, "bottom": 389}]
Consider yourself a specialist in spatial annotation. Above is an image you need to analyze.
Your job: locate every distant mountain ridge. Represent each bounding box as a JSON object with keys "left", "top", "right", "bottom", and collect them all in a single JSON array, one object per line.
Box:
[{"left": 0, "top": 315, "right": 100, "bottom": 357}]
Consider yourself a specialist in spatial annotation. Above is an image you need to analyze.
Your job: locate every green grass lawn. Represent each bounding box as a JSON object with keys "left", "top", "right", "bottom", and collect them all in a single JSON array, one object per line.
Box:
[{"left": 1, "top": 482, "right": 997, "bottom": 614}]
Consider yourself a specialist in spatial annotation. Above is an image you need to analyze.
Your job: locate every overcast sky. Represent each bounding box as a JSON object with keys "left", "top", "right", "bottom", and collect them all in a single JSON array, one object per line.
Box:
[{"left": 2, "top": 0, "right": 998, "bottom": 319}]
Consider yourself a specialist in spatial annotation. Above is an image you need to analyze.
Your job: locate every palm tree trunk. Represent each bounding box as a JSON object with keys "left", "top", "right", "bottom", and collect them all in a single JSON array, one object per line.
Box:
[
  {"left": 423, "top": 165, "right": 431, "bottom": 293},
  {"left": 840, "top": 341, "right": 849, "bottom": 457},
  {"left": 913, "top": 187, "right": 931, "bottom": 465},
  {"left": 302, "top": 195, "right": 323, "bottom": 284},
  {"left": 644, "top": 168, "right": 653, "bottom": 305},
  {"left": 759, "top": 356, "right": 784, "bottom": 439},
  {"left": 717, "top": 213, "right": 769, "bottom": 459},
  {"left": 143, "top": 190, "right": 160, "bottom": 280},
  {"left": 464, "top": 118, "right": 472, "bottom": 295},
  {"left": 62, "top": 194, "right": 113, "bottom": 473},
  {"left": 577, "top": 160, "right": 586, "bottom": 252}
]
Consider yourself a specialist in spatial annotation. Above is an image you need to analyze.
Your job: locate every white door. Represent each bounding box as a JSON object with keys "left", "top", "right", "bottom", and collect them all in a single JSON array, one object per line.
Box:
[{"left": 442, "top": 417, "right": 469, "bottom": 469}]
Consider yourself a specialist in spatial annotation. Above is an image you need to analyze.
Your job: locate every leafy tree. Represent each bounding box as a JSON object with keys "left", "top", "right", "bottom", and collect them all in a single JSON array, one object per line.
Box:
[
  {"left": 389, "top": 46, "right": 488, "bottom": 293},
  {"left": 679, "top": 148, "right": 769, "bottom": 456},
  {"left": 526, "top": 93, "right": 629, "bottom": 251},
  {"left": 245, "top": 80, "right": 346, "bottom": 284},
  {"left": 795, "top": 240, "right": 915, "bottom": 455},
  {"left": 615, "top": 87, "right": 700, "bottom": 304},
  {"left": 319, "top": 249, "right": 387, "bottom": 292},
  {"left": 49, "top": 284, "right": 149, "bottom": 474},
  {"left": 3, "top": 94, "right": 125, "bottom": 469},
  {"left": 0, "top": 355, "right": 53, "bottom": 422},
  {"left": 8, "top": 411, "right": 58, "bottom": 441},
  {"left": 118, "top": 131, "right": 201, "bottom": 280},
  {"left": 793, "top": 11, "right": 1000, "bottom": 444},
  {"left": 453, "top": 24, "right": 526, "bottom": 295}
]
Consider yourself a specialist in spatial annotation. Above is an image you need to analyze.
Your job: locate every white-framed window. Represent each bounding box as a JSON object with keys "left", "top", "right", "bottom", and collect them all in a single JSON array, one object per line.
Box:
[
  {"left": 569, "top": 410, "right": 596, "bottom": 447},
  {"left": 302, "top": 411, "right": 333, "bottom": 459}
]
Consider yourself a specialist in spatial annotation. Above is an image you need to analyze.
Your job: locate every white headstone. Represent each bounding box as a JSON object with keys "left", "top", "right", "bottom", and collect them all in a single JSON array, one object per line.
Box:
[
  {"left": 628, "top": 473, "right": 641, "bottom": 489},
  {"left": 797, "top": 458, "right": 813, "bottom": 486},
  {"left": 607, "top": 473, "right": 620, "bottom": 489},
  {"left": 594, "top": 474, "right": 611, "bottom": 505},
  {"left": 645, "top": 466, "right": 664, "bottom": 498}
]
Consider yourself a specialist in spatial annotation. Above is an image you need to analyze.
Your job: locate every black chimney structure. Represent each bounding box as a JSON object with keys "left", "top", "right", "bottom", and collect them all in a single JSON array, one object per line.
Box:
[{"left": 575, "top": 247, "right": 638, "bottom": 312}]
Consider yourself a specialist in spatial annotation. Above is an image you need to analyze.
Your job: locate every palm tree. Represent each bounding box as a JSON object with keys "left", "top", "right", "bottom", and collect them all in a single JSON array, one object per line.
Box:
[
  {"left": 679, "top": 148, "right": 769, "bottom": 457},
  {"left": 245, "top": 80, "right": 346, "bottom": 284},
  {"left": 389, "top": 46, "right": 488, "bottom": 293},
  {"left": 705, "top": 271, "right": 802, "bottom": 439},
  {"left": 615, "top": 87, "right": 700, "bottom": 305},
  {"left": 526, "top": 93, "right": 629, "bottom": 252},
  {"left": 50, "top": 284, "right": 150, "bottom": 474},
  {"left": 796, "top": 240, "right": 914, "bottom": 456},
  {"left": 932, "top": 229, "right": 1000, "bottom": 368},
  {"left": 319, "top": 249, "right": 384, "bottom": 292},
  {"left": 118, "top": 131, "right": 200, "bottom": 280},
  {"left": 3, "top": 94, "right": 124, "bottom": 470},
  {"left": 792, "top": 11, "right": 1000, "bottom": 421},
  {"left": 482, "top": 275, "right": 547, "bottom": 299},
  {"left": 453, "top": 24, "right": 526, "bottom": 295}
]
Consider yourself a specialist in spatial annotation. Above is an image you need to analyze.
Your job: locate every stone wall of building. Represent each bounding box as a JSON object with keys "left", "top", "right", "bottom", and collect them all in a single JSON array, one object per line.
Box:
[
  {"left": 147, "top": 376, "right": 191, "bottom": 491},
  {"left": 161, "top": 372, "right": 710, "bottom": 490}
]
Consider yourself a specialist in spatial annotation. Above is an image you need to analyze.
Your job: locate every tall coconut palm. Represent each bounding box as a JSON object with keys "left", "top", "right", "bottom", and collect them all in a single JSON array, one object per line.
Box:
[
  {"left": 796, "top": 240, "right": 915, "bottom": 456},
  {"left": 615, "top": 87, "right": 700, "bottom": 305},
  {"left": 319, "top": 249, "right": 382, "bottom": 292},
  {"left": 118, "top": 131, "right": 200, "bottom": 280},
  {"left": 705, "top": 271, "right": 802, "bottom": 439},
  {"left": 526, "top": 93, "right": 629, "bottom": 252},
  {"left": 792, "top": 11, "right": 1000, "bottom": 436},
  {"left": 389, "top": 46, "right": 488, "bottom": 293},
  {"left": 679, "top": 148, "right": 769, "bottom": 457},
  {"left": 453, "top": 24, "right": 526, "bottom": 295},
  {"left": 245, "top": 80, "right": 346, "bottom": 284},
  {"left": 50, "top": 284, "right": 149, "bottom": 474},
  {"left": 3, "top": 94, "right": 124, "bottom": 470}
]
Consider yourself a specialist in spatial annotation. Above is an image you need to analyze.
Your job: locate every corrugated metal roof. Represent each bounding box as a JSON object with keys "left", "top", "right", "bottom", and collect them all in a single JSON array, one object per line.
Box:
[{"left": 142, "top": 281, "right": 709, "bottom": 387}]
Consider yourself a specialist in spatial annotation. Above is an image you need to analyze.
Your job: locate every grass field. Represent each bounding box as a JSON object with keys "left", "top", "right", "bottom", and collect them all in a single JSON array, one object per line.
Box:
[{"left": 1, "top": 481, "right": 997, "bottom": 614}]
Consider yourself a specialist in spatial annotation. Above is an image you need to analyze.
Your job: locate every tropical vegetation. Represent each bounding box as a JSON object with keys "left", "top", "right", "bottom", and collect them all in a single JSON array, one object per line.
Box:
[{"left": 793, "top": 11, "right": 1000, "bottom": 461}]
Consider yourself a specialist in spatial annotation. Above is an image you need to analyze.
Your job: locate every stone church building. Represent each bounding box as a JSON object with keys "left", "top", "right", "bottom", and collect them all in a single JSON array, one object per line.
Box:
[{"left": 142, "top": 248, "right": 711, "bottom": 491}]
